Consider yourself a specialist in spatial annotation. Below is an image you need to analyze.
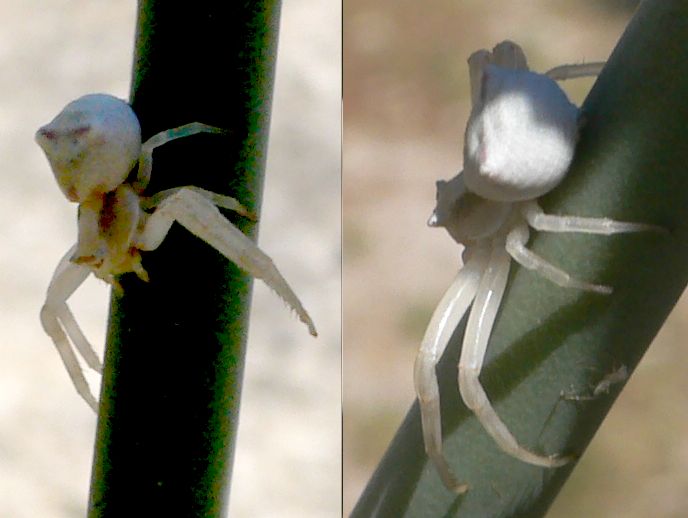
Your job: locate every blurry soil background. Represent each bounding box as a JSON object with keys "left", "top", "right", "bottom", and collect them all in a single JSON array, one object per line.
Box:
[
  {"left": 0, "top": 1, "right": 340, "bottom": 517},
  {"left": 344, "top": 0, "right": 688, "bottom": 516}
]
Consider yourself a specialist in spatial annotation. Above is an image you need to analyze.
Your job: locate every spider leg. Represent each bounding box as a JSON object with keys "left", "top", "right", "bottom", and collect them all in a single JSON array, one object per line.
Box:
[
  {"left": 136, "top": 188, "right": 317, "bottom": 336},
  {"left": 142, "top": 186, "right": 255, "bottom": 220},
  {"left": 467, "top": 49, "right": 490, "bottom": 108},
  {"left": 505, "top": 222, "right": 612, "bottom": 294},
  {"left": 133, "top": 122, "right": 225, "bottom": 192},
  {"left": 41, "top": 246, "right": 100, "bottom": 412},
  {"left": 545, "top": 62, "right": 605, "bottom": 81},
  {"left": 468, "top": 41, "right": 529, "bottom": 109},
  {"left": 414, "top": 246, "right": 489, "bottom": 493},
  {"left": 491, "top": 41, "right": 528, "bottom": 70},
  {"left": 458, "top": 242, "right": 571, "bottom": 467},
  {"left": 521, "top": 201, "right": 665, "bottom": 234}
]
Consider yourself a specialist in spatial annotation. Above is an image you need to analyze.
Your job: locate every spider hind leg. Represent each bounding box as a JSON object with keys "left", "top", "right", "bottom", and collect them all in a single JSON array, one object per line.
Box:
[
  {"left": 458, "top": 243, "right": 572, "bottom": 467},
  {"left": 414, "top": 248, "right": 488, "bottom": 493}
]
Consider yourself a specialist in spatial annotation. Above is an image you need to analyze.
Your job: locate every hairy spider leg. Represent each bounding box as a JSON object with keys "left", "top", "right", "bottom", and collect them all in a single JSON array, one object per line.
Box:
[
  {"left": 545, "top": 62, "right": 606, "bottom": 81},
  {"left": 143, "top": 186, "right": 255, "bottom": 220},
  {"left": 41, "top": 246, "right": 100, "bottom": 411},
  {"left": 134, "top": 122, "right": 225, "bottom": 192},
  {"left": 457, "top": 242, "right": 571, "bottom": 468},
  {"left": 414, "top": 246, "right": 489, "bottom": 493},
  {"left": 505, "top": 222, "right": 612, "bottom": 294},
  {"left": 136, "top": 188, "right": 317, "bottom": 336},
  {"left": 521, "top": 201, "right": 665, "bottom": 235},
  {"left": 506, "top": 201, "right": 665, "bottom": 294}
]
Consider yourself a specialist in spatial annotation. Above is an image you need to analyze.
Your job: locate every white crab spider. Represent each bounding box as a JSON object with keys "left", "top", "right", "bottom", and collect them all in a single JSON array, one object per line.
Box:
[
  {"left": 36, "top": 93, "right": 317, "bottom": 412},
  {"left": 413, "top": 41, "right": 661, "bottom": 493}
]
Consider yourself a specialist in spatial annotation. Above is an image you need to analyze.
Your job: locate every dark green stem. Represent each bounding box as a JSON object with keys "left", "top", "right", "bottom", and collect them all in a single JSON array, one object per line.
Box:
[
  {"left": 88, "top": 1, "right": 281, "bottom": 516},
  {"left": 352, "top": 1, "right": 688, "bottom": 516}
]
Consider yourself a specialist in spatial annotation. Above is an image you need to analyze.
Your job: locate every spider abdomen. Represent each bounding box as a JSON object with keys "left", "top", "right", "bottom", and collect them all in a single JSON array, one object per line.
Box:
[
  {"left": 463, "top": 65, "right": 579, "bottom": 202},
  {"left": 35, "top": 94, "right": 142, "bottom": 203}
]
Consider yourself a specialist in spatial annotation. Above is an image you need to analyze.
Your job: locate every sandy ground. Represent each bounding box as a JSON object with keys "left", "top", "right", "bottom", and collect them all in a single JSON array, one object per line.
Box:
[
  {"left": 0, "top": 1, "right": 340, "bottom": 517},
  {"left": 344, "top": 1, "right": 688, "bottom": 516}
]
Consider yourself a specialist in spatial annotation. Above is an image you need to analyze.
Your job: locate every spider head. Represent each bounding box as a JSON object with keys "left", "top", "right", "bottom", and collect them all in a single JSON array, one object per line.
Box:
[
  {"left": 36, "top": 94, "right": 142, "bottom": 202},
  {"left": 430, "top": 172, "right": 511, "bottom": 244}
]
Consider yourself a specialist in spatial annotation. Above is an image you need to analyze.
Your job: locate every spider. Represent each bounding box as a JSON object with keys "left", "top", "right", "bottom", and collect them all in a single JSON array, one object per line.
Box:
[
  {"left": 413, "top": 41, "right": 661, "bottom": 493},
  {"left": 36, "top": 93, "right": 317, "bottom": 412}
]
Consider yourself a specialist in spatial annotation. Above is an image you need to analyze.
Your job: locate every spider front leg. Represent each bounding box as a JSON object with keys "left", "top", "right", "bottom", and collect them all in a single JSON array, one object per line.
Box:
[
  {"left": 414, "top": 246, "right": 489, "bottom": 493},
  {"left": 133, "top": 122, "right": 225, "bottom": 192},
  {"left": 142, "top": 186, "right": 255, "bottom": 220},
  {"left": 458, "top": 242, "right": 571, "bottom": 468},
  {"left": 41, "top": 246, "right": 101, "bottom": 411},
  {"left": 136, "top": 188, "right": 317, "bottom": 336}
]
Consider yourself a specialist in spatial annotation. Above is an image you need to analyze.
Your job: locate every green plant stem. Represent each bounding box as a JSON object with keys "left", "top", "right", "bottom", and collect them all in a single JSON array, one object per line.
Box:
[
  {"left": 87, "top": 1, "right": 281, "bottom": 516},
  {"left": 352, "top": 1, "right": 688, "bottom": 516}
]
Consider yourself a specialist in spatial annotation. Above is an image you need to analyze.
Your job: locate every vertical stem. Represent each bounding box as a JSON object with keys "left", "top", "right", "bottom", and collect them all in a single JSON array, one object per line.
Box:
[{"left": 88, "top": 1, "right": 281, "bottom": 516}]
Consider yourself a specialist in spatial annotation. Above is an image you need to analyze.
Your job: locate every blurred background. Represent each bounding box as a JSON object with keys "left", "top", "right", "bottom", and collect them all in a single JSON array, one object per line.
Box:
[
  {"left": 344, "top": 1, "right": 688, "bottom": 516},
  {"left": 0, "top": 1, "right": 340, "bottom": 517}
]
